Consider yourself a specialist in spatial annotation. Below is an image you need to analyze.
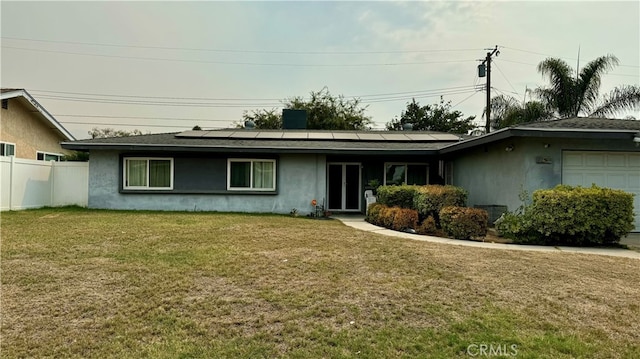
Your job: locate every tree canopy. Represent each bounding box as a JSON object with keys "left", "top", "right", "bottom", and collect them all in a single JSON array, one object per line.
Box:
[
  {"left": 386, "top": 98, "right": 476, "bottom": 134},
  {"left": 89, "top": 127, "right": 144, "bottom": 139},
  {"left": 487, "top": 54, "right": 639, "bottom": 131},
  {"left": 241, "top": 88, "right": 372, "bottom": 130},
  {"left": 534, "top": 55, "right": 640, "bottom": 118}
]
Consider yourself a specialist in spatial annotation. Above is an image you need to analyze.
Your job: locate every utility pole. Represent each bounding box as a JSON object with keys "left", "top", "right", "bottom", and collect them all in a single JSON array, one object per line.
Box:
[{"left": 478, "top": 46, "right": 500, "bottom": 134}]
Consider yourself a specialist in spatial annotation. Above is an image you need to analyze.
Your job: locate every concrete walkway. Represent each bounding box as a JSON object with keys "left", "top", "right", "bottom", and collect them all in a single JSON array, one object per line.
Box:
[{"left": 333, "top": 215, "right": 640, "bottom": 260}]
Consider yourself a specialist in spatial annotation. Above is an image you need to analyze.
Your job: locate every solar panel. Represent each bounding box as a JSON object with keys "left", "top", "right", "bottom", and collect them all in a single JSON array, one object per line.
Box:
[
  {"left": 230, "top": 131, "right": 259, "bottom": 138},
  {"left": 307, "top": 132, "right": 334, "bottom": 140},
  {"left": 357, "top": 133, "right": 384, "bottom": 141},
  {"left": 176, "top": 130, "right": 207, "bottom": 138},
  {"left": 282, "top": 132, "right": 308, "bottom": 139},
  {"left": 430, "top": 133, "right": 462, "bottom": 141},
  {"left": 256, "top": 131, "right": 285, "bottom": 139},
  {"left": 332, "top": 132, "right": 359, "bottom": 140},
  {"left": 381, "top": 133, "right": 411, "bottom": 141},
  {"left": 406, "top": 134, "right": 438, "bottom": 141},
  {"left": 201, "top": 131, "right": 236, "bottom": 138}
]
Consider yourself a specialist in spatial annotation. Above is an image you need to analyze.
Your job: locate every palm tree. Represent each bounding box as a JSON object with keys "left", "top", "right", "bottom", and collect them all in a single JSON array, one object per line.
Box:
[
  {"left": 534, "top": 55, "right": 640, "bottom": 118},
  {"left": 487, "top": 94, "right": 552, "bottom": 130}
]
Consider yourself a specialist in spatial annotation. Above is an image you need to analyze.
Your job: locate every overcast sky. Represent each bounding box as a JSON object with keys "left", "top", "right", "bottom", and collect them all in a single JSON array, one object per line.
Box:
[{"left": 2, "top": 1, "right": 638, "bottom": 139}]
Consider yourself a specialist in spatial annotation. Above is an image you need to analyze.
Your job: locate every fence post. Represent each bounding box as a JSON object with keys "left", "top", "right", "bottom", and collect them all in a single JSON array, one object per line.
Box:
[{"left": 9, "top": 156, "right": 15, "bottom": 210}]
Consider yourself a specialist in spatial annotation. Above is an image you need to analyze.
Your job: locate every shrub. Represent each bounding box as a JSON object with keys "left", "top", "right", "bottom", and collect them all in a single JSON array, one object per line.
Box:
[
  {"left": 366, "top": 203, "right": 418, "bottom": 232},
  {"left": 392, "top": 208, "right": 419, "bottom": 232},
  {"left": 366, "top": 203, "right": 385, "bottom": 226},
  {"left": 376, "top": 185, "right": 420, "bottom": 209},
  {"left": 439, "top": 206, "right": 488, "bottom": 240},
  {"left": 497, "top": 185, "right": 635, "bottom": 246},
  {"left": 379, "top": 206, "right": 397, "bottom": 228},
  {"left": 413, "top": 185, "right": 467, "bottom": 222},
  {"left": 416, "top": 216, "right": 437, "bottom": 235}
]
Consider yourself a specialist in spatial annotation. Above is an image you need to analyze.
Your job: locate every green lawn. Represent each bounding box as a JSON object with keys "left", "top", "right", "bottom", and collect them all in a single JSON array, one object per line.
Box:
[{"left": 2, "top": 208, "right": 639, "bottom": 358}]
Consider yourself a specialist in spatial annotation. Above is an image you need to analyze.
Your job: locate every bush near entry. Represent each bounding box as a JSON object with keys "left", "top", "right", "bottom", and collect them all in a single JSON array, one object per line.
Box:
[
  {"left": 376, "top": 185, "right": 419, "bottom": 209},
  {"left": 439, "top": 206, "right": 489, "bottom": 240},
  {"left": 496, "top": 185, "right": 635, "bottom": 246},
  {"left": 413, "top": 185, "right": 467, "bottom": 223},
  {"left": 366, "top": 203, "right": 418, "bottom": 232}
]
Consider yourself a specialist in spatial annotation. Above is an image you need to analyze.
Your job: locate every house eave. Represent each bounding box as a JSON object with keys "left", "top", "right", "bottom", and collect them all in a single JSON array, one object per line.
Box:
[
  {"left": 439, "top": 127, "right": 637, "bottom": 154},
  {"left": 1, "top": 89, "right": 76, "bottom": 141},
  {"left": 60, "top": 142, "right": 444, "bottom": 156}
]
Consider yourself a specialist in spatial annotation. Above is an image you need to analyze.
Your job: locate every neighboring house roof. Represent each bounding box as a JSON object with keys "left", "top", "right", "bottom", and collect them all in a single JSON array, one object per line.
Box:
[
  {"left": 1, "top": 88, "right": 76, "bottom": 141},
  {"left": 440, "top": 117, "right": 640, "bottom": 154},
  {"left": 61, "top": 129, "right": 462, "bottom": 155}
]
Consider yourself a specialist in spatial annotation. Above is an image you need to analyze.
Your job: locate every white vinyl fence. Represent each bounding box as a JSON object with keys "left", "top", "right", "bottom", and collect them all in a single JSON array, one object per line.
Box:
[{"left": 0, "top": 157, "right": 88, "bottom": 210}]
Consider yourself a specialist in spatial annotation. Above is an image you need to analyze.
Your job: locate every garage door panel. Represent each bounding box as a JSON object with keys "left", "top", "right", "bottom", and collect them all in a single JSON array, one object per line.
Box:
[
  {"left": 606, "top": 154, "right": 626, "bottom": 167},
  {"left": 585, "top": 153, "right": 605, "bottom": 166},
  {"left": 563, "top": 151, "right": 640, "bottom": 232}
]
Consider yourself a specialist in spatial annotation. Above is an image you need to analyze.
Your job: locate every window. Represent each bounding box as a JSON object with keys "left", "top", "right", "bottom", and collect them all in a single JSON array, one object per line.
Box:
[
  {"left": 384, "top": 163, "right": 428, "bottom": 186},
  {"left": 0, "top": 142, "right": 15, "bottom": 156},
  {"left": 228, "top": 159, "right": 276, "bottom": 191},
  {"left": 123, "top": 158, "right": 173, "bottom": 190},
  {"left": 2, "top": 99, "right": 8, "bottom": 109},
  {"left": 36, "top": 151, "right": 62, "bottom": 161}
]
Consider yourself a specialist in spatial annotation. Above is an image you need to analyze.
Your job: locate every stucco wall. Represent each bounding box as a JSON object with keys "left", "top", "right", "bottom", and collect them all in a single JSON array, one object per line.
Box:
[
  {"left": 88, "top": 151, "right": 327, "bottom": 213},
  {"left": 452, "top": 136, "right": 640, "bottom": 213},
  {"left": 0, "top": 98, "right": 70, "bottom": 159}
]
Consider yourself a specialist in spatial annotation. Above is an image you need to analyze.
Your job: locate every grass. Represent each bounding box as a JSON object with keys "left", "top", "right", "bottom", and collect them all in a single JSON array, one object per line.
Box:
[{"left": 2, "top": 207, "right": 639, "bottom": 358}]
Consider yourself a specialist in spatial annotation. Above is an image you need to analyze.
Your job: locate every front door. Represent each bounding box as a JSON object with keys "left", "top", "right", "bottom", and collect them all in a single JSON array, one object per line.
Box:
[{"left": 327, "top": 163, "right": 361, "bottom": 212}]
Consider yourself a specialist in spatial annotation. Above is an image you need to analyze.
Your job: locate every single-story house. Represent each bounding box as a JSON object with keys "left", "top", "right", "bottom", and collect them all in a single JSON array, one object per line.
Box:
[
  {"left": 440, "top": 117, "right": 640, "bottom": 230},
  {"left": 61, "top": 128, "right": 461, "bottom": 214},
  {"left": 61, "top": 117, "right": 640, "bottom": 231},
  {"left": 1, "top": 88, "right": 75, "bottom": 160}
]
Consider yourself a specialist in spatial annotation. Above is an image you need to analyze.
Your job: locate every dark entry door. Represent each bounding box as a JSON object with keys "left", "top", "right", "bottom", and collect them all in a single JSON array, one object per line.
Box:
[{"left": 327, "top": 163, "right": 361, "bottom": 211}]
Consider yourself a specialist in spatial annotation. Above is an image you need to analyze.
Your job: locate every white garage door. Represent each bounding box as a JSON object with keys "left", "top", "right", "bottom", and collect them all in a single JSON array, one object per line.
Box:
[{"left": 563, "top": 151, "right": 640, "bottom": 232}]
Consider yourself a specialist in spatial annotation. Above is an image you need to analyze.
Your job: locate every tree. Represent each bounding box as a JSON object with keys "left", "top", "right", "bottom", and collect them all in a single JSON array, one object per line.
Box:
[
  {"left": 534, "top": 55, "right": 640, "bottom": 118},
  {"left": 241, "top": 108, "right": 281, "bottom": 129},
  {"left": 239, "top": 88, "right": 372, "bottom": 130},
  {"left": 192, "top": 125, "right": 202, "bottom": 130},
  {"left": 89, "top": 127, "right": 144, "bottom": 139},
  {"left": 284, "top": 88, "right": 371, "bottom": 130},
  {"left": 386, "top": 98, "right": 476, "bottom": 134},
  {"left": 488, "top": 95, "right": 552, "bottom": 130}
]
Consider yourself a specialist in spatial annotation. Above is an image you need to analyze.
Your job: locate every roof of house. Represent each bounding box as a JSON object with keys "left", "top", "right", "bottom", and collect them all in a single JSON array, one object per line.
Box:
[
  {"left": 440, "top": 117, "right": 640, "bottom": 154},
  {"left": 61, "top": 129, "right": 463, "bottom": 155},
  {"left": 1, "top": 88, "right": 75, "bottom": 141}
]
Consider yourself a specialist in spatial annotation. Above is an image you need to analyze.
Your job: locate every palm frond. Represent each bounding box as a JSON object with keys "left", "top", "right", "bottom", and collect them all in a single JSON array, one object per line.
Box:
[
  {"left": 590, "top": 85, "right": 640, "bottom": 117},
  {"left": 537, "top": 58, "right": 576, "bottom": 117},
  {"left": 576, "top": 55, "right": 619, "bottom": 114}
]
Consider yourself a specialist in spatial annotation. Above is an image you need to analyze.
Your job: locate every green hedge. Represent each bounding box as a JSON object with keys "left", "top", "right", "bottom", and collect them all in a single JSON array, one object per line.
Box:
[
  {"left": 376, "top": 185, "right": 419, "bottom": 209},
  {"left": 439, "top": 206, "right": 488, "bottom": 240},
  {"left": 496, "top": 185, "right": 635, "bottom": 246},
  {"left": 414, "top": 185, "right": 467, "bottom": 221}
]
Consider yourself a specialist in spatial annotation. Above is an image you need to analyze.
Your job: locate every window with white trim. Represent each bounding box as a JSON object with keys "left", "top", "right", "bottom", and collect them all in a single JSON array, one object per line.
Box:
[
  {"left": 0, "top": 142, "right": 15, "bottom": 157},
  {"left": 123, "top": 157, "right": 173, "bottom": 190},
  {"left": 227, "top": 159, "right": 276, "bottom": 191},
  {"left": 36, "top": 151, "right": 62, "bottom": 161},
  {"left": 384, "top": 163, "right": 428, "bottom": 186}
]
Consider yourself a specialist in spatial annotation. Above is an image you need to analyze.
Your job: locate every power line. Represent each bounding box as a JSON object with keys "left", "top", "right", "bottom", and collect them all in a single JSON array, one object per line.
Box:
[
  {"left": 60, "top": 121, "right": 223, "bottom": 129},
  {"left": 1, "top": 36, "right": 484, "bottom": 55},
  {"left": 500, "top": 45, "right": 640, "bottom": 68},
  {"left": 2, "top": 45, "right": 477, "bottom": 67},
  {"left": 54, "top": 114, "right": 234, "bottom": 122},
  {"left": 492, "top": 60, "right": 521, "bottom": 95}
]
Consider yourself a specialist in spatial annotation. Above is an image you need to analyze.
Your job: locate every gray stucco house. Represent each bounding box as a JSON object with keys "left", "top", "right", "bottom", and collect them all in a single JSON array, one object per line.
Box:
[
  {"left": 440, "top": 118, "right": 640, "bottom": 230},
  {"left": 62, "top": 129, "right": 461, "bottom": 214},
  {"left": 62, "top": 117, "right": 640, "bottom": 231}
]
